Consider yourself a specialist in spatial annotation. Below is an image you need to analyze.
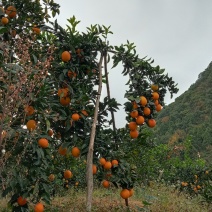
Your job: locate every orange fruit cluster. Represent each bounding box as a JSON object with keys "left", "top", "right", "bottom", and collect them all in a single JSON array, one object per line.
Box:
[
  {"left": 181, "top": 181, "right": 188, "bottom": 187},
  {"left": 128, "top": 84, "right": 163, "bottom": 139},
  {"left": 6, "top": 6, "right": 17, "bottom": 19},
  {"left": 58, "top": 87, "right": 71, "bottom": 106},
  {"left": 99, "top": 157, "right": 119, "bottom": 169},
  {"left": 98, "top": 157, "right": 119, "bottom": 189}
]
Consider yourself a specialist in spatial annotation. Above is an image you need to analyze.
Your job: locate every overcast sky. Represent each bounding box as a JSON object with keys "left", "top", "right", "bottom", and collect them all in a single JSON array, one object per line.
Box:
[{"left": 54, "top": 0, "right": 212, "bottom": 128}]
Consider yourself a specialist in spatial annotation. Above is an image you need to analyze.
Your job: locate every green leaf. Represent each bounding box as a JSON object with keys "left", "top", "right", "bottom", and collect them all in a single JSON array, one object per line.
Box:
[
  {"left": 32, "top": 54, "right": 38, "bottom": 64},
  {"left": 107, "top": 53, "right": 110, "bottom": 63},
  {"left": 59, "top": 73, "right": 64, "bottom": 81},
  {"left": 142, "top": 200, "right": 152, "bottom": 206},
  {"left": 0, "top": 26, "right": 8, "bottom": 34},
  {"left": 159, "top": 68, "right": 165, "bottom": 74},
  {"left": 46, "top": 119, "right": 50, "bottom": 131}
]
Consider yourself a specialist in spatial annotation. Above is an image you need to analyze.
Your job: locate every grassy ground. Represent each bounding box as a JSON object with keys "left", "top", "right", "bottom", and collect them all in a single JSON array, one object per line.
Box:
[{"left": 0, "top": 184, "right": 211, "bottom": 211}]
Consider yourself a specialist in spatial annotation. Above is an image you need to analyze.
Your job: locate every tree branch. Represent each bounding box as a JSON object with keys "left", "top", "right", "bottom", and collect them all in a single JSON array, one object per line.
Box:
[{"left": 104, "top": 52, "right": 116, "bottom": 131}]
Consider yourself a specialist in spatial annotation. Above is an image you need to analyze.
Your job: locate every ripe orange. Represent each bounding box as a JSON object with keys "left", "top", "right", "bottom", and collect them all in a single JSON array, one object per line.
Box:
[
  {"left": 120, "top": 189, "right": 130, "bottom": 199},
  {"left": 81, "top": 110, "right": 88, "bottom": 116},
  {"left": 48, "top": 129, "right": 54, "bottom": 136},
  {"left": 132, "top": 101, "right": 138, "bottom": 109},
  {"left": 197, "top": 185, "right": 201, "bottom": 190},
  {"left": 148, "top": 119, "right": 156, "bottom": 128},
  {"left": 104, "top": 161, "right": 112, "bottom": 170},
  {"left": 128, "top": 189, "right": 134, "bottom": 197},
  {"left": 48, "top": 174, "right": 55, "bottom": 182},
  {"left": 193, "top": 187, "right": 198, "bottom": 192},
  {"left": 130, "top": 130, "right": 139, "bottom": 138},
  {"left": 38, "top": 138, "right": 49, "bottom": 148},
  {"left": 154, "top": 100, "right": 159, "bottom": 106},
  {"left": 136, "top": 116, "right": 145, "bottom": 125},
  {"left": 61, "top": 51, "right": 71, "bottom": 62},
  {"left": 26, "top": 120, "right": 37, "bottom": 131},
  {"left": 67, "top": 70, "right": 77, "bottom": 78},
  {"left": 102, "top": 180, "right": 110, "bottom": 188},
  {"left": 58, "top": 88, "right": 69, "bottom": 97},
  {"left": 17, "top": 196, "right": 27, "bottom": 206},
  {"left": 32, "top": 27, "right": 41, "bottom": 35},
  {"left": 71, "top": 147, "right": 80, "bottom": 157},
  {"left": 58, "top": 146, "right": 67, "bottom": 156},
  {"left": 6, "top": 6, "right": 17, "bottom": 18},
  {"left": 152, "top": 92, "right": 159, "bottom": 100},
  {"left": 140, "top": 96, "right": 147, "bottom": 106},
  {"left": 60, "top": 97, "right": 71, "bottom": 106},
  {"left": 130, "top": 110, "right": 138, "bottom": 118},
  {"left": 156, "top": 104, "right": 162, "bottom": 112},
  {"left": 143, "top": 107, "right": 151, "bottom": 116},
  {"left": 182, "top": 182, "right": 188, "bottom": 187},
  {"left": 72, "top": 113, "right": 80, "bottom": 121},
  {"left": 64, "top": 170, "right": 72, "bottom": 179},
  {"left": 25, "top": 106, "right": 35, "bottom": 116},
  {"left": 93, "top": 164, "right": 97, "bottom": 174},
  {"left": 128, "top": 122, "right": 137, "bottom": 131},
  {"left": 112, "top": 159, "right": 119, "bottom": 166},
  {"left": 76, "top": 48, "right": 81, "bottom": 54},
  {"left": 1, "top": 17, "right": 9, "bottom": 25},
  {"left": 34, "top": 202, "right": 44, "bottom": 212},
  {"left": 151, "top": 84, "right": 159, "bottom": 91},
  {"left": 99, "top": 157, "right": 106, "bottom": 166}
]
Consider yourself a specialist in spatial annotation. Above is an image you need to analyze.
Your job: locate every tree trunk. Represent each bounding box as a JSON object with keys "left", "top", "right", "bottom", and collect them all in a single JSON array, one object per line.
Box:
[{"left": 86, "top": 53, "right": 104, "bottom": 212}]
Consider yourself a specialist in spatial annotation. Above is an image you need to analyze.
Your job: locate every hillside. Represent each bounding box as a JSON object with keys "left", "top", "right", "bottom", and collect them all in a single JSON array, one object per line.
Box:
[{"left": 154, "top": 62, "right": 212, "bottom": 163}]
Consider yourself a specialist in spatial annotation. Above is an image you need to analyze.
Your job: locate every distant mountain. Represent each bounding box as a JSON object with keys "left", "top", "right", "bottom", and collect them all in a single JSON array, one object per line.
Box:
[{"left": 154, "top": 62, "right": 212, "bottom": 163}]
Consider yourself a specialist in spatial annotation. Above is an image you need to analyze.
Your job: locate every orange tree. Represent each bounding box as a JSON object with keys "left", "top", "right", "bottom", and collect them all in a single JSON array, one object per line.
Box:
[
  {"left": 39, "top": 16, "right": 178, "bottom": 210},
  {"left": 0, "top": 1, "right": 178, "bottom": 211},
  {"left": 0, "top": 0, "right": 60, "bottom": 211}
]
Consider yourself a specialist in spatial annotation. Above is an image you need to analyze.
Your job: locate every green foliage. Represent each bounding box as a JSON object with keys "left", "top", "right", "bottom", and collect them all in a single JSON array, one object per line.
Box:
[{"left": 154, "top": 62, "right": 212, "bottom": 164}]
